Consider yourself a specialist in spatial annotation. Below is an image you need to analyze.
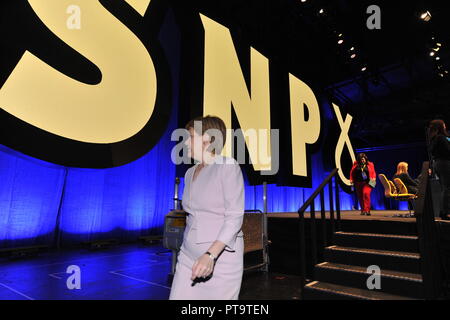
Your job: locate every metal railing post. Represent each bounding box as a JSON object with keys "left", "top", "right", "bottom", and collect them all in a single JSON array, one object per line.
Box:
[
  {"left": 299, "top": 209, "right": 306, "bottom": 293},
  {"left": 310, "top": 200, "right": 317, "bottom": 267},
  {"left": 262, "top": 181, "right": 269, "bottom": 272},
  {"left": 335, "top": 177, "right": 341, "bottom": 231},
  {"left": 320, "top": 190, "right": 327, "bottom": 247},
  {"left": 328, "top": 180, "right": 335, "bottom": 238}
]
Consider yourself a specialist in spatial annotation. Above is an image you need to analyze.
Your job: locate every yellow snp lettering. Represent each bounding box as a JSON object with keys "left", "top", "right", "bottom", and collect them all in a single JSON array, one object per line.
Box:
[
  {"left": 333, "top": 103, "right": 356, "bottom": 186},
  {"left": 0, "top": 0, "right": 154, "bottom": 143},
  {"left": 201, "top": 14, "right": 272, "bottom": 172},
  {"left": 201, "top": 14, "right": 327, "bottom": 178},
  {"left": 201, "top": 14, "right": 355, "bottom": 183},
  {"left": 289, "top": 73, "right": 321, "bottom": 177}
]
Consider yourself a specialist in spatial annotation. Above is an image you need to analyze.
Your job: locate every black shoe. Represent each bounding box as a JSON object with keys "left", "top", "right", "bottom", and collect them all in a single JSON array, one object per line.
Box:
[
  {"left": 360, "top": 212, "right": 366, "bottom": 215},
  {"left": 366, "top": 212, "right": 371, "bottom": 216}
]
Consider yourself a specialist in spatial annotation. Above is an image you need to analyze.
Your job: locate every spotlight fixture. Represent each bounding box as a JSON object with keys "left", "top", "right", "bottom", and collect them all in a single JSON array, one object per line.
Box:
[
  {"left": 301, "top": 0, "right": 307, "bottom": 2},
  {"left": 338, "top": 39, "right": 344, "bottom": 44},
  {"left": 319, "top": 8, "right": 325, "bottom": 14},
  {"left": 435, "top": 56, "right": 440, "bottom": 60},
  {"left": 430, "top": 51, "right": 435, "bottom": 56},
  {"left": 350, "top": 53, "right": 356, "bottom": 59},
  {"left": 361, "top": 66, "right": 367, "bottom": 72},
  {"left": 420, "top": 11, "right": 432, "bottom": 22}
]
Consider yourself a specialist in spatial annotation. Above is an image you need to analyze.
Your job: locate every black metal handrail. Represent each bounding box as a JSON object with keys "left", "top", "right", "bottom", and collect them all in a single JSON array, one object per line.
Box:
[
  {"left": 414, "top": 161, "right": 443, "bottom": 299},
  {"left": 297, "top": 168, "right": 341, "bottom": 291}
]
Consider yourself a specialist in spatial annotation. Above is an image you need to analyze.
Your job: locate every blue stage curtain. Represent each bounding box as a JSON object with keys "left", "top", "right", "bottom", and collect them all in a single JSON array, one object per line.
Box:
[
  {"left": 0, "top": 138, "right": 426, "bottom": 249},
  {"left": 243, "top": 152, "right": 354, "bottom": 213},
  {"left": 58, "top": 137, "right": 176, "bottom": 245},
  {"left": 0, "top": 145, "right": 66, "bottom": 248},
  {"left": 0, "top": 8, "right": 182, "bottom": 249},
  {"left": 0, "top": 123, "right": 177, "bottom": 249}
]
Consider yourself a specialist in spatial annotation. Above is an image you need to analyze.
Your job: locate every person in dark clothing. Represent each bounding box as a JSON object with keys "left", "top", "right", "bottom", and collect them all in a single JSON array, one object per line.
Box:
[
  {"left": 393, "top": 162, "right": 419, "bottom": 195},
  {"left": 428, "top": 119, "right": 450, "bottom": 220}
]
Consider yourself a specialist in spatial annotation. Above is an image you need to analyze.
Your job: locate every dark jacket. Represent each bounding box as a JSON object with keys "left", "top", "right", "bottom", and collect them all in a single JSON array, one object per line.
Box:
[
  {"left": 430, "top": 134, "right": 450, "bottom": 161},
  {"left": 393, "top": 173, "right": 418, "bottom": 194},
  {"left": 350, "top": 161, "right": 376, "bottom": 183}
]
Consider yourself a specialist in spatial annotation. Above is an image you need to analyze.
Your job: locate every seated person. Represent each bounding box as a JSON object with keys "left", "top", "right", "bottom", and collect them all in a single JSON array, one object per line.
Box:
[{"left": 393, "top": 162, "right": 419, "bottom": 195}]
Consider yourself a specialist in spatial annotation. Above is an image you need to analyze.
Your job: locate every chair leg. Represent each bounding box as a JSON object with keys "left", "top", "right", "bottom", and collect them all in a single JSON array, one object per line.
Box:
[{"left": 407, "top": 200, "right": 415, "bottom": 217}]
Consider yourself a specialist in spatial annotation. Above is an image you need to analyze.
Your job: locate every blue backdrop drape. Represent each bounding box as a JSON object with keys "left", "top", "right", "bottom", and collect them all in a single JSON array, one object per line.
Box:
[
  {"left": 0, "top": 8, "right": 429, "bottom": 249},
  {"left": 0, "top": 146, "right": 65, "bottom": 248},
  {"left": 0, "top": 8, "right": 182, "bottom": 249},
  {"left": 0, "top": 140, "right": 428, "bottom": 249}
]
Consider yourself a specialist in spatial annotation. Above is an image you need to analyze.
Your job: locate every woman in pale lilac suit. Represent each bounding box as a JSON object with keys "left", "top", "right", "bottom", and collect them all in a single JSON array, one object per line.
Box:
[{"left": 169, "top": 115, "right": 245, "bottom": 300}]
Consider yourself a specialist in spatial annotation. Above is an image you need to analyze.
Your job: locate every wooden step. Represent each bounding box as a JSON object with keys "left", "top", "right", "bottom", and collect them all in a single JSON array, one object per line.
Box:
[
  {"left": 340, "top": 219, "right": 418, "bottom": 236},
  {"left": 303, "top": 281, "right": 417, "bottom": 300},
  {"left": 315, "top": 262, "right": 423, "bottom": 298},
  {"left": 334, "top": 231, "right": 419, "bottom": 253},
  {"left": 324, "top": 245, "right": 421, "bottom": 273},
  {"left": 335, "top": 231, "right": 418, "bottom": 240}
]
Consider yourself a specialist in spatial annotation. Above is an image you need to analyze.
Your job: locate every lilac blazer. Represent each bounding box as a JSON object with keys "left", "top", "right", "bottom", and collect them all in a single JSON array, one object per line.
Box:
[{"left": 182, "top": 155, "right": 245, "bottom": 250}]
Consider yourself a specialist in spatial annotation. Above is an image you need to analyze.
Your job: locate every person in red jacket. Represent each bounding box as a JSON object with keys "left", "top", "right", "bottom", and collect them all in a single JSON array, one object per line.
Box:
[{"left": 350, "top": 153, "right": 377, "bottom": 216}]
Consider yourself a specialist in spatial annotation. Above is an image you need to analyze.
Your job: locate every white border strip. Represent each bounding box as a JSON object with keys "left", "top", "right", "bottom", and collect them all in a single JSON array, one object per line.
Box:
[{"left": 0, "top": 283, "right": 35, "bottom": 300}]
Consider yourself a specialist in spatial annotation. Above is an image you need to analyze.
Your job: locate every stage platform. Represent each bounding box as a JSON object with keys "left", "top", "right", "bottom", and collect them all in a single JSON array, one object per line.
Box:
[
  {"left": 0, "top": 210, "right": 448, "bottom": 300},
  {"left": 268, "top": 210, "right": 450, "bottom": 222},
  {"left": 268, "top": 210, "right": 417, "bottom": 221}
]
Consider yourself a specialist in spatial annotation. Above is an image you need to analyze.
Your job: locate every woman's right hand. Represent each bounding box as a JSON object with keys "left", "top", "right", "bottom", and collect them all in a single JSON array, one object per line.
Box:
[{"left": 191, "top": 254, "right": 215, "bottom": 280}]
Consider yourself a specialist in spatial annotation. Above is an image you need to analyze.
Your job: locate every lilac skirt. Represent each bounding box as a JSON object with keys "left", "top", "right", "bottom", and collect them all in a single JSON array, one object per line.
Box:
[{"left": 169, "top": 221, "right": 244, "bottom": 300}]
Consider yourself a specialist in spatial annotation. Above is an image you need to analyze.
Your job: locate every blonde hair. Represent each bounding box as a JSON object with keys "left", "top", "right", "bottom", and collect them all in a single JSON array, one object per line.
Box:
[
  {"left": 185, "top": 115, "right": 227, "bottom": 154},
  {"left": 396, "top": 162, "right": 408, "bottom": 175}
]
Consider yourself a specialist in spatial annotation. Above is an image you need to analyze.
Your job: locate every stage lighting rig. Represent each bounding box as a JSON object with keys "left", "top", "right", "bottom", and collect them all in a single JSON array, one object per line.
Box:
[{"left": 420, "top": 11, "right": 432, "bottom": 22}]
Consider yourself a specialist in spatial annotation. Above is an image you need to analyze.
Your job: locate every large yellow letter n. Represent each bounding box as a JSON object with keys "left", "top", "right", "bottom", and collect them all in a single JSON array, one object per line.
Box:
[{"left": 201, "top": 14, "right": 272, "bottom": 171}]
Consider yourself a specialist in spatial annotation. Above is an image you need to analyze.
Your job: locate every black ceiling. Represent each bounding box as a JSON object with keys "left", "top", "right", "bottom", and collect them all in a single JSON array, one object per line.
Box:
[{"left": 180, "top": 0, "right": 450, "bottom": 148}]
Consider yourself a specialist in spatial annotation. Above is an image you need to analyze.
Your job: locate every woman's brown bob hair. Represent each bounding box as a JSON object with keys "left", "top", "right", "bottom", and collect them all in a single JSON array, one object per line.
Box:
[
  {"left": 185, "top": 115, "right": 227, "bottom": 154},
  {"left": 428, "top": 119, "right": 448, "bottom": 139}
]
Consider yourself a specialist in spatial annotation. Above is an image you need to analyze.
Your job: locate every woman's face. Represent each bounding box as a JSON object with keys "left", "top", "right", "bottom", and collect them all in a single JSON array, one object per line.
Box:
[
  {"left": 360, "top": 157, "right": 366, "bottom": 165},
  {"left": 185, "top": 128, "right": 210, "bottom": 162}
]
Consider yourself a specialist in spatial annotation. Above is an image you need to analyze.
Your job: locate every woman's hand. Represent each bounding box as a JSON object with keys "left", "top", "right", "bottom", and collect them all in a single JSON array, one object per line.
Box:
[{"left": 191, "top": 254, "right": 215, "bottom": 280}]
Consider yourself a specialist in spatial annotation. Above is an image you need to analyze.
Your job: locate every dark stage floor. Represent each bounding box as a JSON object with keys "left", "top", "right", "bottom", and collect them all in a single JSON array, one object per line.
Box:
[
  {"left": 0, "top": 243, "right": 300, "bottom": 300},
  {"left": 1, "top": 209, "right": 435, "bottom": 300}
]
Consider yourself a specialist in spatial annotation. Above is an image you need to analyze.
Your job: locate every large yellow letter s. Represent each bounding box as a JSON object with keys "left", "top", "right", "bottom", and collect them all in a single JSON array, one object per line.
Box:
[{"left": 0, "top": 0, "right": 155, "bottom": 144}]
